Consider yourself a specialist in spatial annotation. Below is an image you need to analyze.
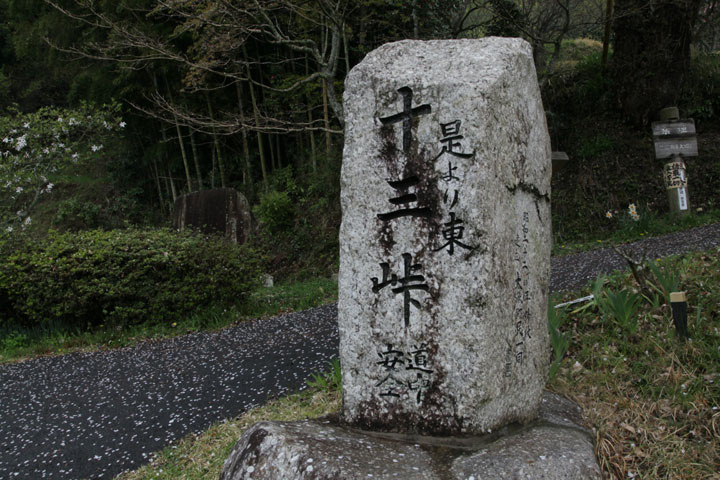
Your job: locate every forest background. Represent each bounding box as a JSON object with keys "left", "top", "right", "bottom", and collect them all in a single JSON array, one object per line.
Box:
[{"left": 1, "top": 0, "right": 720, "bottom": 332}]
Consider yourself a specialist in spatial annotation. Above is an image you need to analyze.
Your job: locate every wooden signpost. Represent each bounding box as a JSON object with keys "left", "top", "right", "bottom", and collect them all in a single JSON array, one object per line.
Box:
[
  {"left": 651, "top": 109, "right": 697, "bottom": 215},
  {"left": 652, "top": 120, "right": 697, "bottom": 159}
]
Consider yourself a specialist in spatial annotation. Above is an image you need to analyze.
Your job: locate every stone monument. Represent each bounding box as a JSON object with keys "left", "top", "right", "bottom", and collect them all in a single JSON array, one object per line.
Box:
[
  {"left": 339, "top": 37, "right": 550, "bottom": 436},
  {"left": 221, "top": 38, "right": 601, "bottom": 479},
  {"left": 172, "top": 188, "right": 252, "bottom": 244}
]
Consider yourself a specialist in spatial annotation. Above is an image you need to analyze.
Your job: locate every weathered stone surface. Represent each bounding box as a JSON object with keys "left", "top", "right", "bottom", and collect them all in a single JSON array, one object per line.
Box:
[
  {"left": 220, "top": 420, "right": 439, "bottom": 480},
  {"left": 339, "top": 38, "right": 552, "bottom": 435},
  {"left": 172, "top": 188, "right": 252, "bottom": 243},
  {"left": 450, "top": 427, "right": 600, "bottom": 479},
  {"left": 220, "top": 392, "right": 601, "bottom": 480}
]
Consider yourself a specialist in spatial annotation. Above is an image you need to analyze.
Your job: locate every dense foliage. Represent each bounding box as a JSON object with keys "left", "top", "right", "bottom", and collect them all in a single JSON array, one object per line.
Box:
[
  {"left": 0, "top": 103, "right": 124, "bottom": 231},
  {"left": 543, "top": 43, "right": 720, "bottom": 244},
  {"left": 0, "top": 1, "right": 709, "bottom": 212},
  {"left": 0, "top": 1, "right": 718, "bottom": 279},
  {"left": 0, "top": 229, "right": 262, "bottom": 328}
]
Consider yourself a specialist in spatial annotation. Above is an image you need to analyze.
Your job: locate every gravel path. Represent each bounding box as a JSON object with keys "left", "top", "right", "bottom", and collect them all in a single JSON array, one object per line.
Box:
[
  {"left": 1, "top": 223, "right": 718, "bottom": 479},
  {"left": 550, "top": 222, "right": 720, "bottom": 291}
]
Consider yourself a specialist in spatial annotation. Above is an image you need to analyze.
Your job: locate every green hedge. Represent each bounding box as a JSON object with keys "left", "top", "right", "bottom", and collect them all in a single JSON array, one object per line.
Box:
[{"left": 0, "top": 228, "right": 262, "bottom": 328}]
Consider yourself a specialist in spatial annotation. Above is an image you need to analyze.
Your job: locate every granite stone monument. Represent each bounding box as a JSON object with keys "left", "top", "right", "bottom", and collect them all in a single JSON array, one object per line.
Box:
[
  {"left": 339, "top": 37, "right": 551, "bottom": 436},
  {"left": 221, "top": 37, "right": 601, "bottom": 480}
]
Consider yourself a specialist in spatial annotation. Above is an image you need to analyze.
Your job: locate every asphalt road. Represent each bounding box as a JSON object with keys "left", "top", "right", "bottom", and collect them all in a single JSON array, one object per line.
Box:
[
  {"left": 0, "top": 306, "right": 340, "bottom": 479},
  {"left": 1, "top": 223, "right": 718, "bottom": 479}
]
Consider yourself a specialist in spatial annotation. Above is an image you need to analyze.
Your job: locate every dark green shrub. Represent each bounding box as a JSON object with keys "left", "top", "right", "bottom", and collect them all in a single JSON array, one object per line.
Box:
[
  {"left": 543, "top": 53, "right": 611, "bottom": 149},
  {"left": 0, "top": 228, "right": 262, "bottom": 328},
  {"left": 544, "top": 53, "right": 609, "bottom": 116},
  {"left": 253, "top": 190, "right": 294, "bottom": 235},
  {"left": 682, "top": 53, "right": 720, "bottom": 120},
  {"left": 52, "top": 198, "right": 103, "bottom": 230},
  {"left": 576, "top": 134, "right": 615, "bottom": 159}
]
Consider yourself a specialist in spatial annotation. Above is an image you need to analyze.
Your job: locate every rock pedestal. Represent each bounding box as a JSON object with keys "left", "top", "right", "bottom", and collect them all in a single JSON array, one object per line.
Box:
[
  {"left": 172, "top": 188, "right": 252, "bottom": 243},
  {"left": 220, "top": 392, "right": 601, "bottom": 480}
]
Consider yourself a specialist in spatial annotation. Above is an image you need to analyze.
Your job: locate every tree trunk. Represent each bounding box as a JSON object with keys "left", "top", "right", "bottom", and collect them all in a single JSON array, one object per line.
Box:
[
  {"left": 412, "top": 0, "right": 419, "bottom": 39},
  {"left": 173, "top": 119, "right": 193, "bottom": 192},
  {"left": 151, "top": 156, "right": 166, "bottom": 216},
  {"left": 206, "top": 96, "right": 227, "bottom": 188},
  {"left": 308, "top": 113, "right": 317, "bottom": 173},
  {"left": 296, "top": 130, "right": 304, "bottom": 175},
  {"left": 210, "top": 145, "right": 216, "bottom": 189},
  {"left": 305, "top": 54, "right": 317, "bottom": 174},
  {"left": 532, "top": 42, "right": 548, "bottom": 79},
  {"left": 189, "top": 129, "right": 203, "bottom": 190},
  {"left": 236, "top": 82, "right": 252, "bottom": 186},
  {"left": 158, "top": 136, "right": 172, "bottom": 205},
  {"left": 318, "top": 17, "right": 344, "bottom": 126},
  {"left": 244, "top": 46, "right": 269, "bottom": 189},
  {"left": 322, "top": 78, "right": 331, "bottom": 158},
  {"left": 269, "top": 132, "right": 277, "bottom": 171},
  {"left": 602, "top": 0, "right": 615, "bottom": 68},
  {"left": 156, "top": 116, "right": 174, "bottom": 208},
  {"left": 610, "top": 0, "right": 700, "bottom": 124},
  {"left": 168, "top": 165, "right": 178, "bottom": 202},
  {"left": 342, "top": 22, "right": 351, "bottom": 75},
  {"left": 275, "top": 134, "right": 282, "bottom": 169},
  {"left": 161, "top": 74, "right": 193, "bottom": 192}
]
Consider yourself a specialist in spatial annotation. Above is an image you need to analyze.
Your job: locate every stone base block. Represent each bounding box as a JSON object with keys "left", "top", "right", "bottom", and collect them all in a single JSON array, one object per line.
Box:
[{"left": 221, "top": 392, "right": 601, "bottom": 479}]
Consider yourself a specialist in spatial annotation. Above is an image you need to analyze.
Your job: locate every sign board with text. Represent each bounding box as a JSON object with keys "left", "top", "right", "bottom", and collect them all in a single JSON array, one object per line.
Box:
[{"left": 651, "top": 119, "right": 697, "bottom": 159}]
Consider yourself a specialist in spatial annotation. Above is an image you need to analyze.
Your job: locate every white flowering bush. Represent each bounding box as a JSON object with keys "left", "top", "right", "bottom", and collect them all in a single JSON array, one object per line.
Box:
[{"left": 0, "top": 103, "right": 124, "bottom": 233}]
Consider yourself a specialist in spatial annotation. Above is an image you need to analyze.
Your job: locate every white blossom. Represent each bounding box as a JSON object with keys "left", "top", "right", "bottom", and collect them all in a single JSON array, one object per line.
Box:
[
  {"left": 23, "top": 122, "right": 30, "bottom": 128},
  {"left": 91, "top": 144, "right": 103, "bottom": 152},
  {"left": 15, "top": 186, "right": 23, "bottom": 194},
  {"left": 119, "top": 121, "right": 126, "bottom": 128},
  {"left": 44, "top": 183, "right": 54, "bottom": 193},
  {"left": 15, "top": 135, "right": 27, "bottom": 151},
  {"left": 68, "top": 118, "right": 78, "bottom": 126},
  {"left": 6, "top": 226, "right": 13, "bottom": 233}
]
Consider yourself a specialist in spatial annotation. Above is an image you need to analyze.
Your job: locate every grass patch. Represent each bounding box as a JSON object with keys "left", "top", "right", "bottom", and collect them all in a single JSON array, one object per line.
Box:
[
  {"left": 550, "top": 247, "right": 720, "bottom": 478},
  {"left": 552, "top": 208, "right": 720, "bottom": 256},
  {"left": 0, "top": 277, "right": 337, "bottom": 364},
  {"left": 115, "top": 248, "right": 718, "bottom": 479},
  {"left": 238, "top": 277, "right": 338, "bottom": 318}
]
